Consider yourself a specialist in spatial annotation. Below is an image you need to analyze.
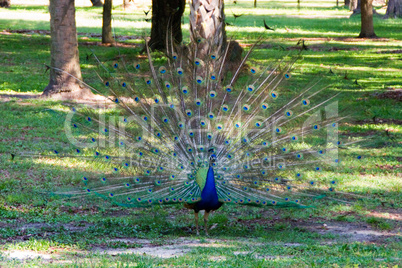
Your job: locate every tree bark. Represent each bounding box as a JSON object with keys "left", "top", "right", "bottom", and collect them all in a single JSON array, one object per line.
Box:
[
  {"left": 90, "top": 0, "right": 103, "bottom": 7},
  {"left": 358, "top": 0, "right": 377, "bottom": 38},
  {"left": 102, "top": 0, "right": 114, "bottom": 44},
  {"left": 149, "top": 0, "right": 185, "bottom": 50},
  {"left": 350, "top": 0, "right": 361, "bottom": 11},
  {"left": 189, "top": 0, "right": 242, "bottom": 75},
  {"left": 384, "top": 0, "right": 402, "bottom": 18},
  {"left": 189, "top": 0, "right": 227, "bottom": 57},
  {"left": 43, "top": 0, "right": 92, "bottom": 99},
  {"left": 0, "top": 0, "right": 10, "bottom": 8},
  {"left": 344, "top": 0, "right": 350, "bottom": 7}
]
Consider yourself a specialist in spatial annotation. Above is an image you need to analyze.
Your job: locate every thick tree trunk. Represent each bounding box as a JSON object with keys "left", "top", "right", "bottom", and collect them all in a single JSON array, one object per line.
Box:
[
  {"left": 149, "top": 0, "right": 185, "bottom": 50},
  {"left": 359, "top": 0, "right": 377, "bottom": 38},
  {"left": 90, "top": 0, "right": 103, "bottom": 7},
  {"left": 189, "top": 0, "right": 227, "bottom": 57},
  {"left": 189, "top": 0, "right": 242, "bottom": 75},
  {"left": 384, "top": 0, "right": 402, "bottom": 18},
  {"left": 102, "top": 0, "right": 114, "bottom": 44},
  {"left": 43, "top": 0, "right": 92, "bottom": 99},
  {"left": 0, "top": 0, "right": 10, "bottom": 8}
]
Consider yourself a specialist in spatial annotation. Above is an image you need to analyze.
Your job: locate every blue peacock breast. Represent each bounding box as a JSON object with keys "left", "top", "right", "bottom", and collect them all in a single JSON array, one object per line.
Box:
[{"left": 194, "top": 166, "right": 223, "bottom": 212}]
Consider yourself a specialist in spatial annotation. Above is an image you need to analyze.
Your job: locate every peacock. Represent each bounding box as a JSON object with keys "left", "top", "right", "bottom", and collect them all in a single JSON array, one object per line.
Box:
[{"left": 20, "top": 32, "right": 363, "bottom": 236}]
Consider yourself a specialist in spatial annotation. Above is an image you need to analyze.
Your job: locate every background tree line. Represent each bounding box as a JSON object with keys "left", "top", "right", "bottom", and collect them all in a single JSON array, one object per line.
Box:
[{"left": 2, "top": 0, "right": 400, "bottom": 99}]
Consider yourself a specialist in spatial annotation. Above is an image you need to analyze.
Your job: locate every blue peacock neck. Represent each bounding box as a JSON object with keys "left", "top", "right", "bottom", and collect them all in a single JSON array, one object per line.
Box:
[
  {"left": 195, "top": 166, "right": 222, "bottom": 212},
  {"left": 201, "top": 166, "right": 218, "bottom": 197}
]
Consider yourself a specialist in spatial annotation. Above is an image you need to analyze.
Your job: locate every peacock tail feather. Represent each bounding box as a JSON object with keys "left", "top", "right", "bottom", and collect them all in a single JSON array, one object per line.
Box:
[{"left": 25, "top": 34, "right": 364, "bottom": 211}]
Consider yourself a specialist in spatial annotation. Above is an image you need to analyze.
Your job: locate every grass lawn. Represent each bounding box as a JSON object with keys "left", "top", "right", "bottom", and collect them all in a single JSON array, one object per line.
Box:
[{"left": 0, "top": 0, "right": 401, "bottom": 267}]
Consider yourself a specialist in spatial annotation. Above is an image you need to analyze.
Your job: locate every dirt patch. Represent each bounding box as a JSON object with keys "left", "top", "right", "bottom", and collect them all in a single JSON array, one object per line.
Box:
[
  {"left": 5, "top": 251, "right": 56, "bottom": 261},
  {"left": 375, "top": 164, "right": 402, "bottom": 170},
  {"left": 376, "top": 89, "right": 402, "bottom": 102},
  {"left": 93, "top": 237, "right": 234, "bottom": 258},
  {"left": 1, "top": 220, "right": 400, "bottom": 262},
  {"left": 17, "top": 222, "right": 94, "bottom": 232},
  {"left": 377, "top": 49, "right": 402, "bottom": 54},
  {"left": 298, "top": 222, "right": 401, "bottom": 243},
  {"left": 58, "top": 205, "right": 99, "bottom": 215},
  {"left": 92, "top": 245, "right": 191, "bottom": 258},
  {"left": 354, "top": 118, "right": 402, "bottom": 125},
  {"left": 107, "top": 238, "right": 152, "bottom": 245},
  {"left": 94, "top": 237, "right": 307, "bottom": 259},
  {"left": 340, "top": 130, "right": 378, "bottom": 137},
  {"left": 1, "top": 221, "right": 95, "bottom": 242}
]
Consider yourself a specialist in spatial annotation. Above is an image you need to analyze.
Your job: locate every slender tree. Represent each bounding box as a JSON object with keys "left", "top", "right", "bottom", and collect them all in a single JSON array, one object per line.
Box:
[
  {"left": 384, "top": 0, "right": 402, "bottom": 18},
  {"left": 102, "top": 0, "right": 114, "bottom": 44},
  {"left": 0, "top": 0, "right": 10, "bottom": 8},
  {"left": 43, "top": 0, "right": 92, "bottom": 99},
  {"left": 149, "top": 0, "right": 185, "bottom": 50},
  {"left": 358, "top": 0, "right": 377, "bottom": 38},
  {"left": 350, "top": 0, "right": 361, "bottom": 11}
]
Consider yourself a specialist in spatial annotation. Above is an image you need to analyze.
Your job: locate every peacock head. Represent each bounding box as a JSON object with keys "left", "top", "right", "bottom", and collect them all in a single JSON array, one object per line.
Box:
[
  {"left": 208, "top": 147, "right": 217, "bottom": 165},
  {"left": 209, "top": 154, "right": 216, "bottom": 164}
]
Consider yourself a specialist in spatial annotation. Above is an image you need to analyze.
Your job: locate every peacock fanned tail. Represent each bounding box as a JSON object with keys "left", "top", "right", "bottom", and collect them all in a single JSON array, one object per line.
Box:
[{"left": 35, "top": 35, "right": 361, "bottom": 211}]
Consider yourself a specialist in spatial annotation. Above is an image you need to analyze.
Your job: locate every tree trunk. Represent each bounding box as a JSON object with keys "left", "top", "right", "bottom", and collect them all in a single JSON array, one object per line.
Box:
[
  {"left": 254, "top": 0, "right": 257, "bottom": 8},
  {"left": 344, "top": 0, "right": 350, "bottom": 7},
  {"left": 43, "top": 0, "right": 92, "bottom": 99},
  {"left": 189, "top": 0, "right": 242, "bottom": 67},
  {"left": 0, "top": 0, "right": 10, "bottom": 8},
  {"left": 189, "top": 0, "right": 227, "bottom": 57},
  {"left": 384, "top": 0, "right": 402, "bottom": 18},
  {"left": 90, "top": 0, "right": 103, "bottom": 7},
  {"left": 359, "top": 0, "right": 377, "bottom": 38},
  {"left": 350, "top": 0, "right": 360, "bottom": 11},
  {"left": 102, "top": 0, "right": 114, "bottom": 44},
  {"left": 149, "top": 0, "right": 185, "bottom": 50}
]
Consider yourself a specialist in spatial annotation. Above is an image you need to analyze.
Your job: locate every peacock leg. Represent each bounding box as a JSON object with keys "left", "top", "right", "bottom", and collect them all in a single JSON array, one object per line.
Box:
[
  {"left": 195, "top": 212, "right": 199, "bottom": 235},
  {"left": 204, "top": 211, "right": 210, "bottom": 236}
]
